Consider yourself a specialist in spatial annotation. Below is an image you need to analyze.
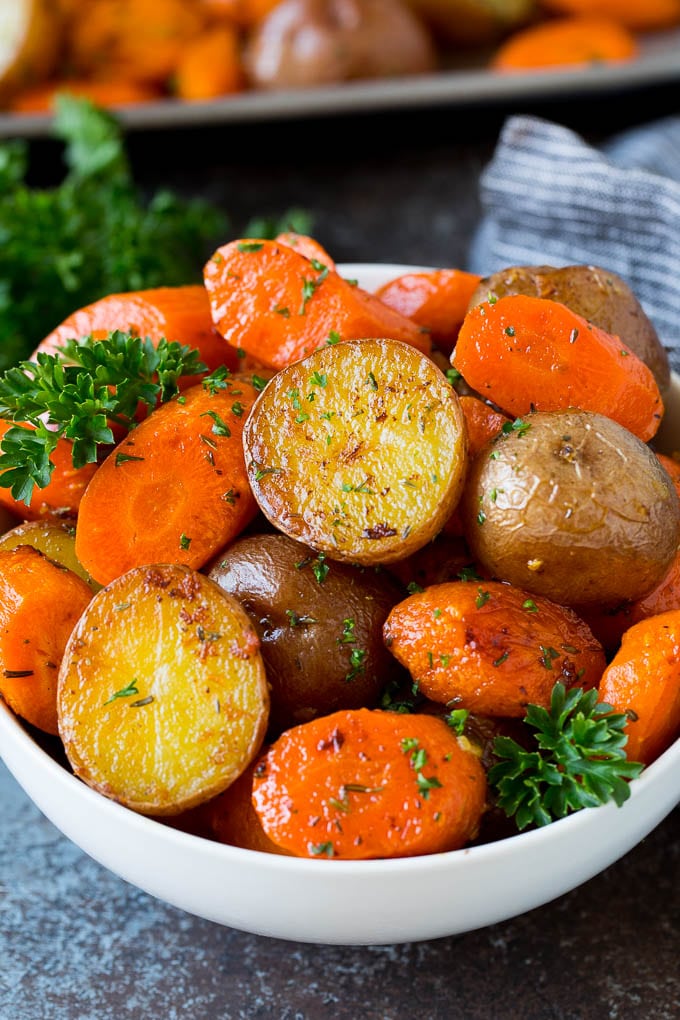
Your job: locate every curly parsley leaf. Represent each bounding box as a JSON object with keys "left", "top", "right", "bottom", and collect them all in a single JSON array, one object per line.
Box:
[
  {"left": 0, "top": 331, "right": 206, "bottom": 503},
  {"left": 488, "top": 682, "right": 644, "bottom": 831}
]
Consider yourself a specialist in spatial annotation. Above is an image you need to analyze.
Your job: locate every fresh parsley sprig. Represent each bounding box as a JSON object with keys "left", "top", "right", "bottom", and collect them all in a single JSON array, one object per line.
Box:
[
  {"left": 489, "top": 682, "right": 644, "bottom": 831},
  {"left": 0, "top": 331, "right": 206, "bottom": 503}
]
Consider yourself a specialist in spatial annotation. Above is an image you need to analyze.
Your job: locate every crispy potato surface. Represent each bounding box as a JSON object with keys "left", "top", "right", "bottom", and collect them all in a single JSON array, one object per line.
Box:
[
  {"left": 242, "top": 338, "right": 468, "bottom": 565},
  {"left": 460, "top": 409, "right": 680, "bottom": 606},
  {"left": 58, "top": 563, "right": 269, "bottom": 815}
]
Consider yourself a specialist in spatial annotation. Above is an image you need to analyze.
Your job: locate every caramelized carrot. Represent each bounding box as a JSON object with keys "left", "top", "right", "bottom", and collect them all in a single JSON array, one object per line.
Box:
[
  {"left": 174, "top": 25, "right": 245, "bottom": 101},
  {"left": 9, "top": 78, "right": 162, "bottom": 114},
  {"left": 34, "top": 286, "right": 239, "bottom": 375},
  {"left": 453, "top": 295, "right": 663, "bottom": 442},
  {"left": 491, "top": 16, "right": 638, "bottom": 72},
  {"left": 582, "top": 545, "right": 680, "bottom": 655},
  {"left": 538, "top": 0, "right": 680, "bottom": 32},
  {"left": 274, "top": 232, "right": 336, "bottom": 269},
  {"left": 74, "top": 379, "right": 260, "bottom": 585},
  {"left": 383, "top": 580, "right": 606, "bottom": 717},
  {"left": 68, "top": 0, "right": 207, "bottom": 84},
  {"left": 442, "top": 395, "right": 510, "bottom": 538},
  {"left": 0, "top": 546, "right": 92, "bottom": 734},
  {"left": 252, "top": 708, "right": 487, "bottom": 859},
  {"left": 197, "top": 0, "right": 282, "bottom": 28},
  {"left": 375, "top": 268, "right": 482, "bottom": 354},
  {"left": 200, "top": 754, "right": 293, "bottom": 855},
  {"left": 458, "top": 395, "right": 510, "bottom": 459},
  {"left": 0, "top": 420, "right": 97, "bottom": 522},
  {"left": 598, "top": 610, "right": 680, "bottom": 765},
  {"left": 203, "top": 239, "right": 431, "bottom": 370}
]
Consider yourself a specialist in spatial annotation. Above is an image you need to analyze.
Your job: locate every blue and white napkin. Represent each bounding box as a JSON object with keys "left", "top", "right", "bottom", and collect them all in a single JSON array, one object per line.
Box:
[{"left": 468, "top": 114, "right": 680, "bottom": 371}]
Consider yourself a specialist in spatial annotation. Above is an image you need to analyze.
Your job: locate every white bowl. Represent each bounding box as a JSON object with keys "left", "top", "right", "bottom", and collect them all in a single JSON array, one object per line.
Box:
[{"left": 1, "top": 263, "right": 679, "bottom": 946}]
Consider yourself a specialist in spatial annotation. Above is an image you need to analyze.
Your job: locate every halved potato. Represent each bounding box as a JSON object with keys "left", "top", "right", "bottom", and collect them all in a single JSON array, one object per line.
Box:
[
  {"left": 58, "top": 563, "right": 269, "bottom": 815},
  {"left": 242, "top": 337, "right": 468, "bottom": 565}
]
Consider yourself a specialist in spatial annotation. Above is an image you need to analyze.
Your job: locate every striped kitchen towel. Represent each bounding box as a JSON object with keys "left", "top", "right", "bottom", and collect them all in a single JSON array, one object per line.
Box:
[{"left": 468, "top": 114, "right": 680, "bottom": 370}]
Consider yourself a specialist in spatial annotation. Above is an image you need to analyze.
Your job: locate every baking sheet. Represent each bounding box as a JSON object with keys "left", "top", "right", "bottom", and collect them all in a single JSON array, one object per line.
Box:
[{"left": 0, "top": 27, "right": 678, "bottom": 137}]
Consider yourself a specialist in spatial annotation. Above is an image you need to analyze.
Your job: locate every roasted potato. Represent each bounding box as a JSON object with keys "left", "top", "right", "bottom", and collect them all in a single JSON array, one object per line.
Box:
[
  {"left": 243, "top": 0, "right": 437, "bottom": 90},
  {"left": 242, "top": 337, "right": 469, "bottom": 566},
  {"left": 460, "top": 408, "right": 680, "bottom": 606},
  {"left": 0, "top": 519, "right": 100, "bottom": 590},
  {"left": 58, "top": 564, "right": 269, "bottom": 815},
  {"left": 467, "top": 264, "right": 670, "bottom": 395},
  {"left": 404, "top": 0, "right": 536, "bottom": 46},
  {"left": 208, "top": 532, "right": 405, "bottom": 735}
]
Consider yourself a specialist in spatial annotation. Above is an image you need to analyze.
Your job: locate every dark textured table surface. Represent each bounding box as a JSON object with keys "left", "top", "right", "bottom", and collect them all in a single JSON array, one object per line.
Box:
[{"left": 2, "top": 82, "right": 680, "bottom": 1020}]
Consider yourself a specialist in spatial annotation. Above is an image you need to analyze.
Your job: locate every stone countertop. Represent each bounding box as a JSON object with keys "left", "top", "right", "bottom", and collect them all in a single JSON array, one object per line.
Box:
[{"left": 2, "top": 84, "right": 680, "bottom": 1019}]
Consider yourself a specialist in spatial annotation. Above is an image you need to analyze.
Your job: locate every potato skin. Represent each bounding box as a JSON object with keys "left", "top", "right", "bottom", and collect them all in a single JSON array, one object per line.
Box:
[
  {"left": 460, "top": 409, "right": 680, "bottom": 607},
  {"left": 467, "top": 264, "right": 670, "bottom": 395},
  {"left": 243, "top": 0, "right": 436, "bottom": 90},
  {"left": 208, "top": 532, "right": 405, "bottom": 735}
]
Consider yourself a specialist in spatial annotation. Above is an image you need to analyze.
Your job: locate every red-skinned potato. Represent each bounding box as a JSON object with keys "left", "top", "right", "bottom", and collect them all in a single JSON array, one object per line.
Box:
[
  {"left": 243, "top": 0, "right": 437, "bottom": 89},
  {"left": 208, "top": 532, "right": 405, "bottom": 736}
]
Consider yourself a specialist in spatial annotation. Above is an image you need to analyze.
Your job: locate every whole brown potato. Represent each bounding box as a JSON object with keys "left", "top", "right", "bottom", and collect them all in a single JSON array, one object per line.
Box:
[
  {"left": 243, "top": 0, "right": 436, "bottom": 90},
  {"left": 460, "top": 409, "right": 680, "bottom": 607},
  {"left": 208, "top": 532, "right": 405, "bottom": 735},
  {"left": 467, "top": 265, "right": 670, "bottom": 395}
]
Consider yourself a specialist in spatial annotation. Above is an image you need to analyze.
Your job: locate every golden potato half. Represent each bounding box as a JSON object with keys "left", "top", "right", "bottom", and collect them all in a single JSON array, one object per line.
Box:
[
  {"left": 58, "top": 564, "right": 269, "bottom": 815},
  {"left": 242, "top": 337, "right": 468, "bottom": 565}
]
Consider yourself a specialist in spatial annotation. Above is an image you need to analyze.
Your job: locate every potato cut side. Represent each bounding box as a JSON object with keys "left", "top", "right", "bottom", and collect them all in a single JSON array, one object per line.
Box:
[
  {"left": 242, "top": 338, "right": 468, "bottom": 565},
  {"left": 58, "top": 564, "right": 269, "bottom": 815}
]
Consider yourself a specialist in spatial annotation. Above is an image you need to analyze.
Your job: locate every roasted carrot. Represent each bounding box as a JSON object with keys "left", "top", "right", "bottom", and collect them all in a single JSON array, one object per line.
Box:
[
  {"left": 9, "top": 78, "right": 163, "bottom": 114},
  {"left": 598, "top": 610, "right": 680, "bottom": 765},
  {"left": 582, "top": 545, "right": 680, "bottom": 655},
  {"left": 200, "top": 754, "right": 293, "bottom": 855},
  {"left": 74, "top": 379, "right": 260, "bottom": 586},
  {"left": 0, "top": 519, "right": 99, "bottom": 590},
  {"left": 453, "top": 295, "right": 663, "bottom": 442},
  {"left": 174, "top": 25, "right": 245, "bottom": 101},
  {"left": 375, "top": 268, "right": 482, "bottom": 354},
  {"left": 34, "top": 285, "right": 240, "bottom": 376},
  {"left": 0, "top": 420, "right": 98, "bottom": 522},
  {"left": 442, "top": 394, "right": 510, "bottom": 538},
  {"left": 538, "top": 0, "right": 680, "bottom": 32},
  {"left": 274, "top": 232, "right": 336, "bottom": 269},
  {"left": 458, "top": 395, "right": 510, "bottom": 459},
  {"left": 197, "top": 0, "right": 282, "bottom": 28},
  {"left": 0, "top": 545, "right": 92, "bottom": 734},
  {"left": 491, "top": 16, "right": 638, "bottom": 72},
  {"left": 383, "top": 580, "right": 606, "bottom": 717},
  {"left": 203, "top": 239, "right": 431, "bottom": 370},
  {"left": 252, "top": 708, "right": 487, "bottom": 859},
  {"left": 67, "top": 0, "right": 207, "bottom": 84}
]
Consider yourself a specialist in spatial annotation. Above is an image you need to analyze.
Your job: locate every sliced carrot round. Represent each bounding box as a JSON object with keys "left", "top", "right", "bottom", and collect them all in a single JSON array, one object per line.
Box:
[{"left": 252, "top": 708, "right": 487, "bottom": 859}]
